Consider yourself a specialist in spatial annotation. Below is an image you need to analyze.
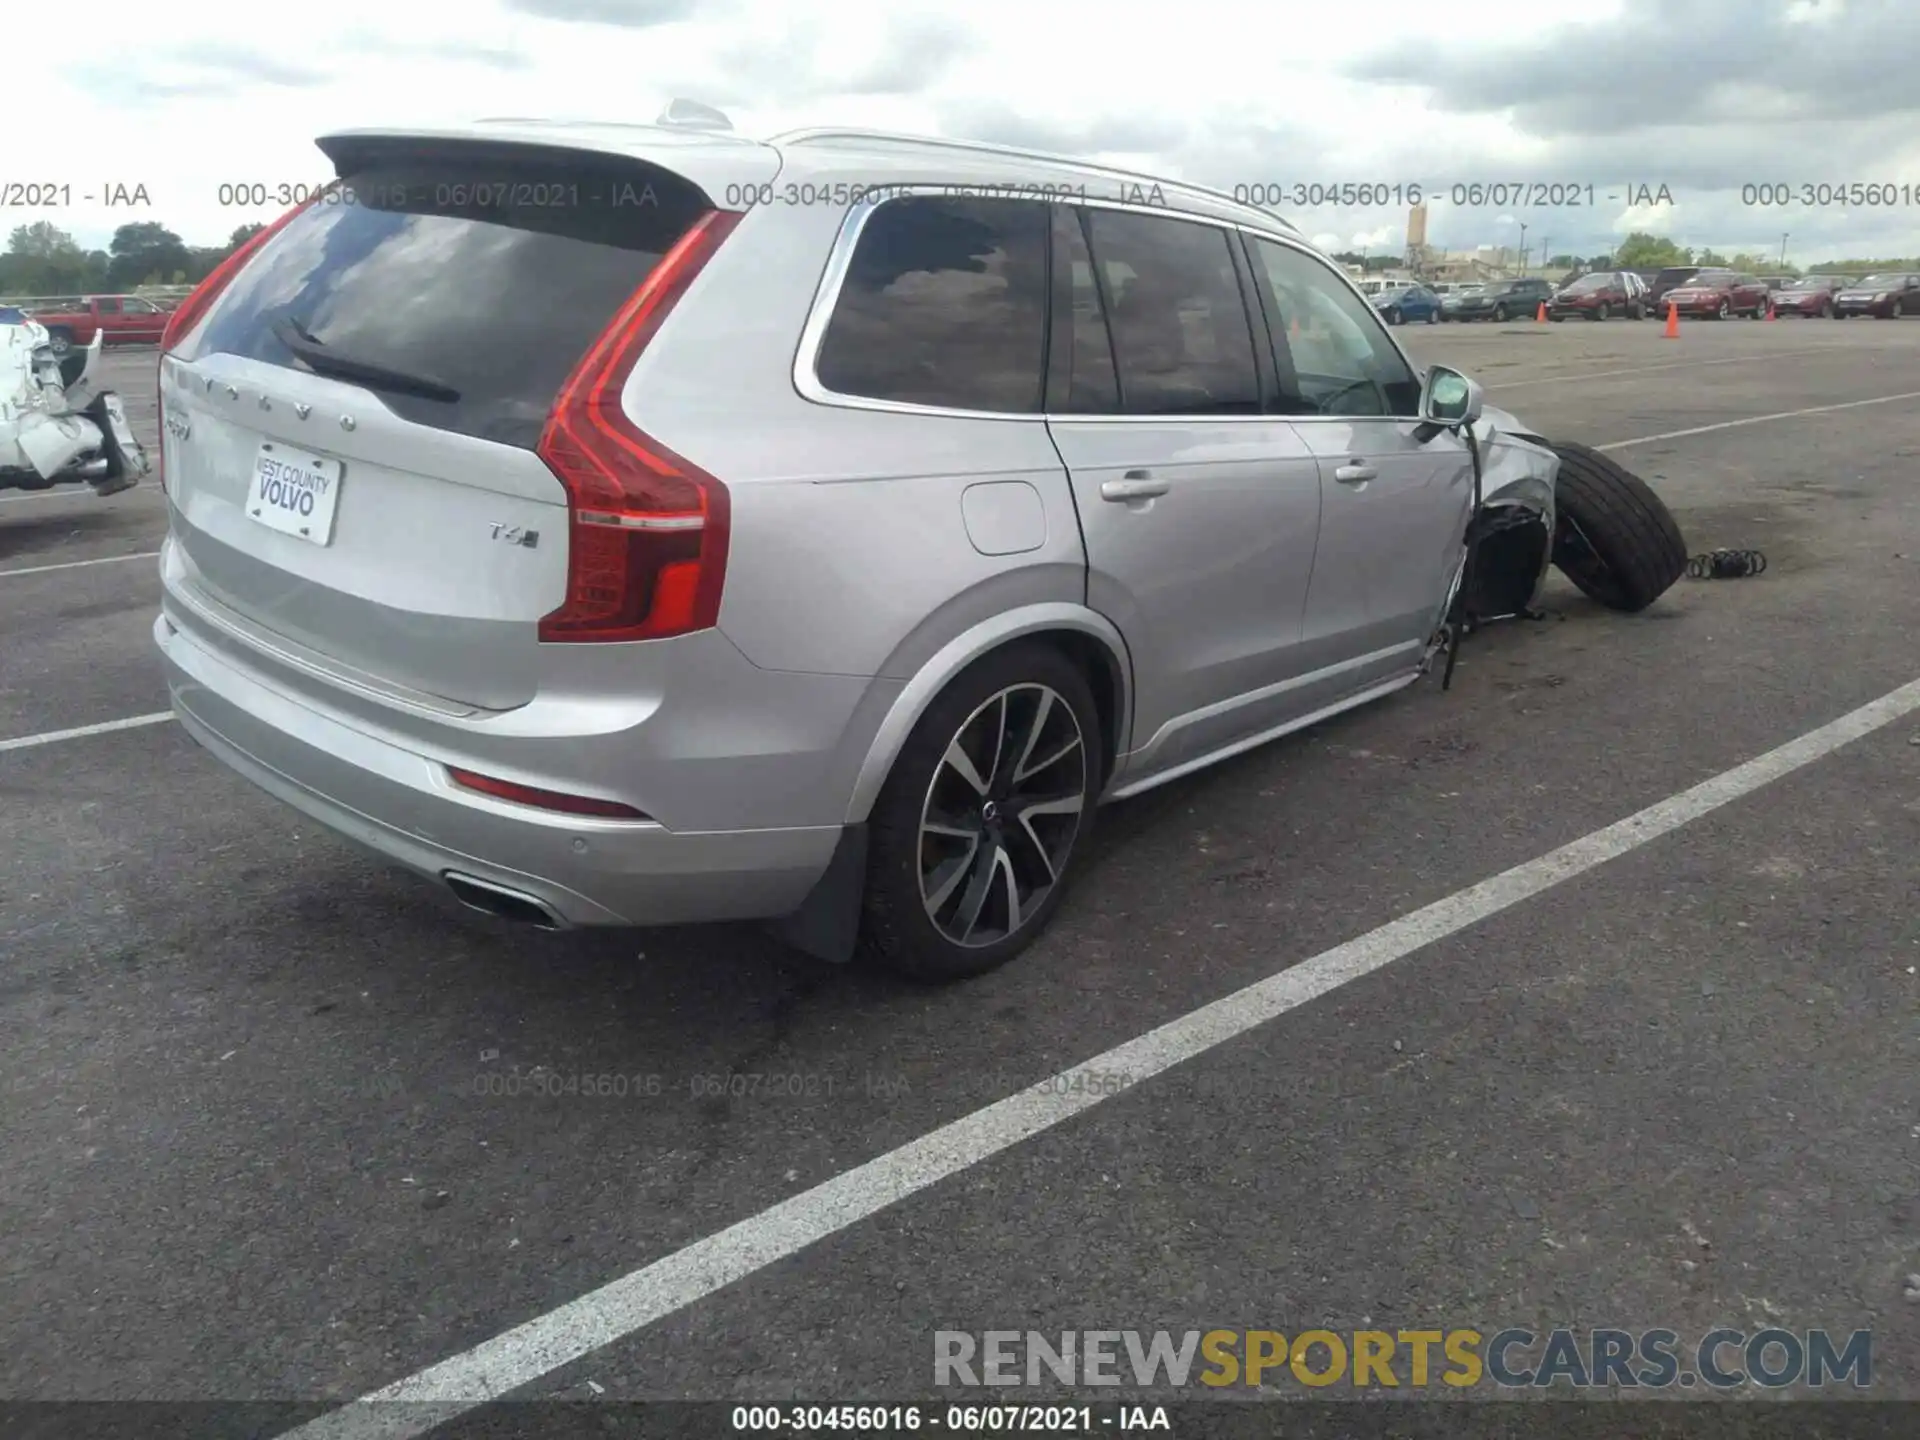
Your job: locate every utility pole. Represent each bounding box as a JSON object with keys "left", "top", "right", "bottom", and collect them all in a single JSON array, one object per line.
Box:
[
  {"left": 1518, "top": 222, "right": 1529, "bottom": 274},
  {"left": 1780, "top": 232, "right": 1789, "bottom": 268}
]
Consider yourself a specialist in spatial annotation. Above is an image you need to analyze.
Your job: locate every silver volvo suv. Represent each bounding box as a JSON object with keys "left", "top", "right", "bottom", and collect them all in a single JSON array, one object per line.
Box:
[{"left": 154, "top": 107, "right": 1595, "bottom": 981}]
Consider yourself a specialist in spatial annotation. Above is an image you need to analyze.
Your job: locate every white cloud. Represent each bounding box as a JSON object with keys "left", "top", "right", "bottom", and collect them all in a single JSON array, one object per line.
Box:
[{"left": 6, "top": 0, "right": 1915, "bottom": 269}]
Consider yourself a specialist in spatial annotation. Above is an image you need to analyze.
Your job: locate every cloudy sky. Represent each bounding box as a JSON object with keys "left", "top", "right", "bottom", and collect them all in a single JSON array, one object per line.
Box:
[{"left": 12, "top": 0, "right": 1918, "bottom": 265}]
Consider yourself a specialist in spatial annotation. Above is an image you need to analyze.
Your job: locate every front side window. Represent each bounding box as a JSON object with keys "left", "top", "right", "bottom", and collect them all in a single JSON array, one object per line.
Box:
[
  {"left": 1250, "top": 237, "right": 1419, "bottom": 418},
  {"left": 815, "top": 195, "right": 1049, "bottom": 414}
]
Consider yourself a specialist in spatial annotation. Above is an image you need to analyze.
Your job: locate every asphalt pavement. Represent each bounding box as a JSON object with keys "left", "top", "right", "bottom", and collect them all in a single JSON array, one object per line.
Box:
[{"left": 3, "top": 315, "right": 1918, "bottom": 1424}]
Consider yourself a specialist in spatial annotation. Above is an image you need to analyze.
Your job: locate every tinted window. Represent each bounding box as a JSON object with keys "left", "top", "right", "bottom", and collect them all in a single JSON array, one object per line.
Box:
[
  {"left": 1250, "top": 237, "right": 1420, "bottom": 418},
  {"left": 184, "top": 151, "right": 712, "bottom": 448},
  {"left": 1047, "top": 206, "right": 1119, "bottom": 413},
  {"left": 95, "top": 297, "right": 122, "bottom": 313},
  {"left": 1082, "top": 209, "right": 1258, "bottom": 415},
  {"left": 125, "top": 297, "right": 159, "bottom": 313},
  {"left": 817, "top": 196, "right": 1049, "bottom": 414},
  {"left": 1654, "top": 268, "right": 1697, "bottom": 285}
]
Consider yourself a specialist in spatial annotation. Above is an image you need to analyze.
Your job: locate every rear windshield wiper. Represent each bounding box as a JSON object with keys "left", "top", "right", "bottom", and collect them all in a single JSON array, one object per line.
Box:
[{"left": 272, "top": 316, "right": 461, "bottom": 403}]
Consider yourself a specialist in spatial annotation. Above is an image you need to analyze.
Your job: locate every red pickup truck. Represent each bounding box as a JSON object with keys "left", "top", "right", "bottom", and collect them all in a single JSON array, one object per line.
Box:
[{"left": 18, "top": 294, "right": 171, "bottom": 355}]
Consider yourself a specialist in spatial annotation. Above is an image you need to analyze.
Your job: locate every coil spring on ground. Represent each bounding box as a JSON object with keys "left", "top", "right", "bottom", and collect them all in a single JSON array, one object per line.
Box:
[{"left": 1686, "top": 549, "right": 1767, "bottom": 579}]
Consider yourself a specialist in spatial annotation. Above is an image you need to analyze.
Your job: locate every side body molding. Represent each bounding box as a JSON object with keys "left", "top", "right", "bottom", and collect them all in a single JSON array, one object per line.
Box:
[{"left": 842, "top": 602, "right": 1134, "bottom": 824}]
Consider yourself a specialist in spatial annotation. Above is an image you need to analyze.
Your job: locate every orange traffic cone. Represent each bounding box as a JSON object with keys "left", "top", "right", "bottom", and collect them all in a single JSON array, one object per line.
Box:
[
  {"left": 1765, "top": 297, "right": 1776, "bottom": 320},
  {"left": 1662, "top": 302, "right": 1679, "bottom": 339},
  {"left": 1535, "top": 301, "right": 1548, "bottom": 322}
]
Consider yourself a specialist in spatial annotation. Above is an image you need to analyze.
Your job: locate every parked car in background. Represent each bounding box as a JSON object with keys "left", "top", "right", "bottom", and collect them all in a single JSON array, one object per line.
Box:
[
  {"left": 1645, "top": 266, "right": 1707, "bottom": 314},
  {"left": 1832, "top": 272, "right": 1920, "bottom": 318},
  {"left": 1657, "top": 270, "right": 1770, "bottom": 319},
  {"left": 1549, "top": 269, "right": 1647, "bottom": 321},
  {"left": 1770, "top": 274, "right": 1852, "bottom": 318},
  {"left": 15, "top": 294, "right": 171, "bottom": 355},
  {"left": 1439, "top": 284, "right": 1485, "bottom": 319},
  {"left": 1, "top": 309, "right": 150, "bottom": 495},
  {"left": 1372, "top": 282, "right": 1442, "bottom": 324},
  {"left": 1444, "top": 276, "right": 1554, "bottom": 322}
]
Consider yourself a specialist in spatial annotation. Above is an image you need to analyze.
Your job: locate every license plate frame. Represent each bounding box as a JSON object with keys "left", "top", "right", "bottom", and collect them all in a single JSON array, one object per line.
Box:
[{"left": 244, "top": 441, "right": 343, "bottom": 546}]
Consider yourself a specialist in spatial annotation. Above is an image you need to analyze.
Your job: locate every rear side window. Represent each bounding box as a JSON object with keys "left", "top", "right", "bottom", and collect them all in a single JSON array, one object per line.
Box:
[
  {"left": 182, "top": 149, "right": 712, "bottom": 449},
  {"left": 814, "top": 195, "right": 1049, "bottom": 413},
  {"left": 1081, "top": 208, "right": 1259, "bottom": 416}
]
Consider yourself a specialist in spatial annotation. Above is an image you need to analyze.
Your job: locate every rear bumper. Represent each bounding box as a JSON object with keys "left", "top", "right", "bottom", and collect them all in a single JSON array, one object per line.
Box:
[{"left": 155, "top": 611, "right": 848, "bottom": 928}]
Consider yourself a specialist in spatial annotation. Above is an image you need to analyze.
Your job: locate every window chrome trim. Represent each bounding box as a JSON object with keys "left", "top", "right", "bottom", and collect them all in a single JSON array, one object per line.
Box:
[{"left": 791, "top": 186, "right": 1426, "bottom": 427}]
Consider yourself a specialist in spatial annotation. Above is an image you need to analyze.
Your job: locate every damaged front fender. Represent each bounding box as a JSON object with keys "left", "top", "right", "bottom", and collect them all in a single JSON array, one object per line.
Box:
[
  {"left": 1456, "top": 405, "right": 1559, "bottom": 622},
  {"left": 0, "top": 317, "right": 147, "bottom": 495}
]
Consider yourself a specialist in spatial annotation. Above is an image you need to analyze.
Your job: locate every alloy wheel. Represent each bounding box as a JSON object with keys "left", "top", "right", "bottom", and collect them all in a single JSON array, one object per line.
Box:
[{"left": 917, "top": 683, "right": 1088, "bottom": 949}]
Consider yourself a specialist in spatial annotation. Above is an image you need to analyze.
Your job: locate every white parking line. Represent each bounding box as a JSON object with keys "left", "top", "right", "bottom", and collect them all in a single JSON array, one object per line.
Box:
[
  {"left": 0, "top": 712, "right": 174, "bottom": 753},
  {"left": 1494, "top": 347, "right": 1836, "bottom": 389},
  {"left": 1596, "top": 390, "right": 1920, "bottom": 450},
  {"left": 278, "top": 674, "right": 1920, "bottom": 1440},
  {"left": 0, "top": 550, "right": 160, "bottom": 579}
]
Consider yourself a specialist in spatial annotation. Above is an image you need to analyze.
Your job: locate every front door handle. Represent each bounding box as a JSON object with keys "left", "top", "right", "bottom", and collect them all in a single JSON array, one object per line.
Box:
[
  {"left": 1100, "top": 474, "right": 1171, "bottom": 502},
  {"left": 1333, "top": 461, "right": 1378, "bottom": 484}
]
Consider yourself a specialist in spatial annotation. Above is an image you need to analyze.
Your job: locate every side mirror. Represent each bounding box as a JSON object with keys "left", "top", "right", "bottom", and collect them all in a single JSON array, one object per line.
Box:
[{"left": 1419, "top": 364, "right": 1482, "bottom": 428}]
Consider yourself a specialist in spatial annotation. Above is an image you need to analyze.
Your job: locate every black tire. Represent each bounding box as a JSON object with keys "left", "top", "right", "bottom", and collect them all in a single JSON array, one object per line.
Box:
[
  {"left": 1548, "top": 441, "right": 1688, "bottom": 612},
  {"left": 1714, "top": 299, "right": 1730, "bottom": 320},
  {"left": 1385, "top": 307, "right": 1402, "bottom": 325},
  {"left": 1594, "top": 302, "right": 1610, "bottom": 321},
  {"left": 45, "top": 327, "right": 74, "bottom": 356},
  {"left": 860, "top": 642, "right": 1102, "bottom": 982},
  {"left": 1493, "top": 305, "right": 1510, "bottom": 322},
  {"left": 1818, "top": 301, "right": 1831, "bottom": 318},
  {"left": 1425, "top": 307, "right": 1439, "bottom": 324}
]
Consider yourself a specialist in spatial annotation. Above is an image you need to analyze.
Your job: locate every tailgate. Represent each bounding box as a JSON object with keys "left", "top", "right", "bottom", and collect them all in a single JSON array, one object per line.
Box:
[{"left": 159, "top": 134, "right": 774, "bottom": 711}]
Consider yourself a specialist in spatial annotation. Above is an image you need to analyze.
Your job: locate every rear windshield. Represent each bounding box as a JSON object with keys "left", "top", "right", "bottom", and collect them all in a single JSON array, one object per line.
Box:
[
  {"left": 1653, "top": 268, "right": 1697, "bottom": 284},
  {"left": 1562, "top": 274, "right": 1612, "bottom": 292},
  {"left": 182, "top": 148, "right": 711, "bottom": 448}
]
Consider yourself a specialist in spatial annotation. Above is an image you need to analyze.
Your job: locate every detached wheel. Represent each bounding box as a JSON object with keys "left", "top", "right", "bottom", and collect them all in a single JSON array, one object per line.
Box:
[
  {"left": 861, "top": 644, "right": 1101, "bottom": 982},
  {"left": 45, "top": 328, "right": 74, "bottom": 356},
  {"left": 1548, "top": 441, "right": 1688, "bottom": 612}
]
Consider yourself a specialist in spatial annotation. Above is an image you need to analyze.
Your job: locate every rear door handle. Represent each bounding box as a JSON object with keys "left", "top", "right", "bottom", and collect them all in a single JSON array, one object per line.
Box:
[
  {"left": 1100, "top": 473, "right": 1171, "bottom": 502},
  {"left": 1333, "top": 462, "right": 1377, "bottom": 484}
]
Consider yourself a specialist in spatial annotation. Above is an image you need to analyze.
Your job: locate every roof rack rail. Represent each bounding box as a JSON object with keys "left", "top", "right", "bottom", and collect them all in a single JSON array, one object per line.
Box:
[{"left": 764, "top": 126, "right": 1299, "bottom": 233}]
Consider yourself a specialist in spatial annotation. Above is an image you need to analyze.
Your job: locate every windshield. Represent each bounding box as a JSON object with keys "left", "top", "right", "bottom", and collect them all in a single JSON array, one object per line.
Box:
[
  {"left": 1784, "top": 277, "right": 1830, "bottom": 289},
  {"left": 1852, "top": 274, "right": 1901, "bottom": 288},
  {"left": 1654, "top": 268, "right": 1697, "bottom": 285}
]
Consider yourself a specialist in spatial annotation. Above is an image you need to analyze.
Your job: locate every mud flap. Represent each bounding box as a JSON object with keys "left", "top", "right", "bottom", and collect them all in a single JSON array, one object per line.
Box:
[
  {"left": 83, "top": 392, "right": 149, "bottom": 495},
  {"left": 767, "top": 823, "right": 868, "bottom": 964}
]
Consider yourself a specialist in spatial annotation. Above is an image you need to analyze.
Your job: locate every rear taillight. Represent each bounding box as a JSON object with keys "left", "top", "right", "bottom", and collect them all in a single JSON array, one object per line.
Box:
[
  {"left": 536, "top": 209, "right": 742, "bottom": 644},
  {"left": 447, "top": 766, "right": 651, "bottom": 820},
  {"left": 159, "top": 188, "right": 322, "bottom": 494}
]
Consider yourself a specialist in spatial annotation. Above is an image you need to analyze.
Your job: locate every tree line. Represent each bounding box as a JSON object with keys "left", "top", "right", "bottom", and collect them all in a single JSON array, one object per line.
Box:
[
  {"left": 0, "top": 220, "right": 267, "bottom": 299},
  {"left": 1336, "top": 230, "right": 1918, "bottom": 276},
  {"left": 8, "top": 218, "right": 1916, "bottom": 301}
]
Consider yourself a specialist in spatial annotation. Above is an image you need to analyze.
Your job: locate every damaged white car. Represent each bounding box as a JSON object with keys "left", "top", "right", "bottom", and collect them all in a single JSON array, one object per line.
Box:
[{"left": 0, "top": 306, "right": 150, "bottom": 496}]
